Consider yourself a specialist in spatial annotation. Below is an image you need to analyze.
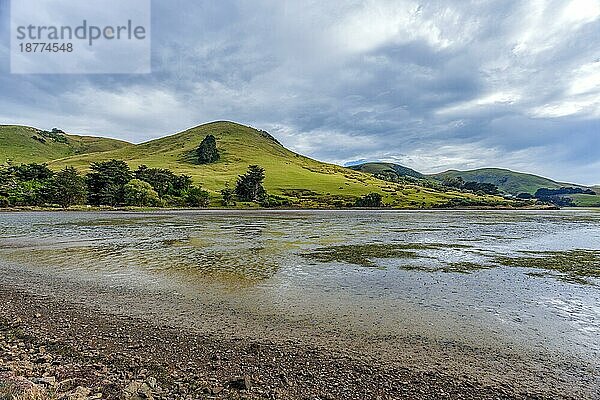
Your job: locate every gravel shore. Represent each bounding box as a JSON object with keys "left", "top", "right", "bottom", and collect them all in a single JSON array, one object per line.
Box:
[{"left": 0, "top": 287, "right": 557, "bottom": 400}]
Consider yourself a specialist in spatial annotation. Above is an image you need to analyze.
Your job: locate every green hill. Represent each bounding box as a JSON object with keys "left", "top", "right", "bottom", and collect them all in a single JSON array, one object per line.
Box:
[
  {"left": 47, "top": 121, "right": 500, "bottom": 207},
  {"left": 349, "top": 163, "right": 566, "bottom": 194},
  {"left": 350, "top": 162, "right": 597, "bottom": 207},
  {"left": 349, "top": 162, "right": 424, "bottom": 179},
  {"left": 0, "top": 125, "right": 131, "bottom": 165},
  {"left": 430, "top": 168, "right": 564, "bottom": 195}
]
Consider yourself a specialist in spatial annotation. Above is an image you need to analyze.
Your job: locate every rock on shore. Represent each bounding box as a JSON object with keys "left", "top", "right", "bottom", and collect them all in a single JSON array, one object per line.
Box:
[{"left": 0, "top": 289, "right": 561, "bottom": 399}]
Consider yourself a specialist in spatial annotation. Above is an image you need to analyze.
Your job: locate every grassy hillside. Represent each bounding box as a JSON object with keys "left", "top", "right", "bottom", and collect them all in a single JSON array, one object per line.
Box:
[
  {"left": 349, "top": 162, "right": 424, "bottom": 179},
  {"left": 351, "top": 163, "right": 598, "bottom": 207},
  {"left": 0, "top": 125, "right": 131, "bottom": 165},
  {"left": 569, "top": 194, "right": 600, "bottom": 207},
  {"left": 49, "top": 121, "right": 501, "bottom": 207},
  {"left": 430, "top": 168, "right": 564, "bottom": 195}
]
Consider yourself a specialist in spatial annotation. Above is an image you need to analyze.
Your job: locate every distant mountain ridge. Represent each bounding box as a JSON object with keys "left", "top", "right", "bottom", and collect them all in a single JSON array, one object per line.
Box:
[
  {"left": 429, "top": 168, "right": 567, "bottom": 195},
  {"left": 349, "top": 162, "right": 597, "bottom": 207}
]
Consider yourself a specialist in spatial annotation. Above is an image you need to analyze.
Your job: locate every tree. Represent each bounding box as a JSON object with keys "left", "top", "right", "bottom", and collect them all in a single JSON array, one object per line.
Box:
[
  {"left": 196, "top": 135, "right": 220, "bottom": 164},
  {"left": 355, "top": 192, "right": 383, "bottom": 207},
  {"left": 87, "top": 160, "right": 133, "bottom": 206},
  {"left": 0, "top": 163, "right": 54, "bottom": 206},
  {"left": 516, "top": 192, "right": 534, "bottom": 199},
  {"left": 442, "top": 176, "right": 464, "bottom": 189},
  {"left": 123, "top": 179, "right": 161, "bottom": 207},
  {"left": 235, "top": 165, "right": 266, "bottom": 202},
  {"left": 184, "top": 186, "right": 210, "bottom": 207},
  {"left": 461, "top": 181, "right": 499, "bottom": 195},
  {"left": 0, "top": 167, "right": 16, "bottom": 198},
  {"left": 173, "top": 174, "right": 194, "bottom": 195},
  {"left": 7, "top": 180, "right": 47, "bottom": 206},
  {"left": 49, "top": 167, "right": 87, "bottom": 208},
  {"left": 220, "top": 182, "right": 235, "bottom": 206},
  {"left": 9, "top": 163, "right": 54, "bottom": 181},
  {"left": 135, "top": 165, "right": 193, "bottom": 197}
]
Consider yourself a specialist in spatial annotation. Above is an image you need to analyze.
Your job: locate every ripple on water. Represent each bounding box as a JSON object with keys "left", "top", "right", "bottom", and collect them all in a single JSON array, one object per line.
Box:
[{"left": 0, "top": 209, "right": 599, "bottom": 363}]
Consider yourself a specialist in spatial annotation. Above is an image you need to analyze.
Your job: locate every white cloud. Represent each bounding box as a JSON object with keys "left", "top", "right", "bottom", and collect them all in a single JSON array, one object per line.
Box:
[
  {"left": 530, "top": 94, "right": 600, "bottom": 118},
  {"left": 329, "top": 1, "right": 480, "bottom": 54},
  {"left": 436, "top": 92, "right": 522, "bottom": 116},
  {"left": 511, "top": 0, "right": 600, "bottom": 56},
  {"left": 569, "top": 61, "right": 600, "bottom": 95}
]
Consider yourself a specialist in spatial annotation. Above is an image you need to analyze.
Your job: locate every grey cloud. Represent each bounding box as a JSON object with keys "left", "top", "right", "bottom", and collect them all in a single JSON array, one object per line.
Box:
[{"left": 0, "top": 0, "right": 599, "bottom": 184}]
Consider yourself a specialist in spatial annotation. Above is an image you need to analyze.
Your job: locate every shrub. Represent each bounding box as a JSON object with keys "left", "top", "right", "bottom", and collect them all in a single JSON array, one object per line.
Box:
[
  {"left": 124, "top": 179, "right": 161, "bottom": 207},
  {"left": 355, "top": 193, "right": 383, "bottom": 207},
  {"left": 184, "top": 186, "right": 210, "bottom": 207}
]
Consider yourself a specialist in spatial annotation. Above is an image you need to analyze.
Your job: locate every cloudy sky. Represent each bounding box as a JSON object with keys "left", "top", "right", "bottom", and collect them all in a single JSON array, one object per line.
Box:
[{"left": 1, "top": 0, "right": 599, "bottom": 184}]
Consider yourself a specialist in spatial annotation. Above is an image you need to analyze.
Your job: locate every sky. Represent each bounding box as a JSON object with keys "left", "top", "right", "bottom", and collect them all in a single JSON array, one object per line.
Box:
[{"left": 0, "top": 0, "right": 599, "bottom": 184}]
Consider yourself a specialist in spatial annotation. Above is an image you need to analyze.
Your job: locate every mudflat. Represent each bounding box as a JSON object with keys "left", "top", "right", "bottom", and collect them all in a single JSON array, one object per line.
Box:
[{"left": 1, "top": 210, "right": 599, "bottom": 399}]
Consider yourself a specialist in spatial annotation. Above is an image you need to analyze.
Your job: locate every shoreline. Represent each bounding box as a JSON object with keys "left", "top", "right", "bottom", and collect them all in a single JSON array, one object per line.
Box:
[
  {"left": 1, "top": 266, "right": 596, "bottom": 400},
  {"left": 0, "top": 288, "right": 533, "bottom": 400},
  {"left": 0, "top": 204, "right": 564, "bottom": 213}
]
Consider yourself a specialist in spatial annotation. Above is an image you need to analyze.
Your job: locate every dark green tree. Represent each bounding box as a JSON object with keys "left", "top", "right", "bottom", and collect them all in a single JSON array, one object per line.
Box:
[
  {"left": 462, "top": 181, "right": 499, "bottom": 195},
  {"left": 49, "top": 167, "right": 87, "bottom": 208},
  {"left": 196, "top": 135, "right": 220, "bottom": 164},
  {"left": 135, "top": 165, "right": 192, "bottom": 197},
  {"left": 184, "top": 186, "right": 210, "bottom": 207},
  {"left": 516, "top": 192, "right": 534, "bottom": 199},
  {"left": 86, "top": 160, "right": 133, "bottom": 206},
  {"left": 355, "top": 193, "right": 383, "bottom": 207},
  {"left": 235, "top": 165, "right": 266, "bottom": 202},
  {"left": 9, "top": 163, "right": 54, "bottom": 182},
  {"left": 7, "top": 180, "right": 47, "bottom": 206},
  {"left": 173, "top": 174, "right": 194, "bottom": 195},
  {"left": 0, "top": 163, "right": 54, "bottom": 206},
  {"left": 220, "top": 182, "right": 235, "bottom": 206},
  {"left": 0, "top": 167, "right": 16, "bottom": 198},
  {"left": 442, "top": 176, "right": 464, "bottom": 189}
]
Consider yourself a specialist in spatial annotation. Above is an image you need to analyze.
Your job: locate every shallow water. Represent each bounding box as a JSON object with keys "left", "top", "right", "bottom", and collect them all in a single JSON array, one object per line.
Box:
[{"left": 1, "top": 210, "right": 599, "bottom": 373}]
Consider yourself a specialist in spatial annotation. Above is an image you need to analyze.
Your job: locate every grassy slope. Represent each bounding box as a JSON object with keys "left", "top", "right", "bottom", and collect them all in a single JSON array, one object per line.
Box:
[
  {"left": 569, "top": 194, "right": 600, "bottom": 207},
  {"left": 430, "top": 169, "right": 599, "bottom": 207},
  {"left": 0, "top": 125, "right": 131, "bottom": 165},
  {"left": 49, "top": 122, "right": 497, "bottom": 207},
  {"left": 350, "top": 163, "right": 598, "bottom": 207},
  {"left": 430, "top": 168, "right": 564, "bottom": 195}
]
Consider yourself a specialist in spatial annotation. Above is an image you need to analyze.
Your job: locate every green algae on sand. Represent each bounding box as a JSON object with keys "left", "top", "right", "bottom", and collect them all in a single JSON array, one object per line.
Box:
[
  {"left": 302, "top": 243, "right": 470, "bottom": 268},
  {"left": 496, "top": 250, "right": 600, "bottom": 285}
]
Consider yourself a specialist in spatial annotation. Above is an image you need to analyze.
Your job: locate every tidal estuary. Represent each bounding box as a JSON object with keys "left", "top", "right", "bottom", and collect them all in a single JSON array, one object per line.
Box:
[{"left": 1, "top": 210, "right": 599, "bottom": 399}]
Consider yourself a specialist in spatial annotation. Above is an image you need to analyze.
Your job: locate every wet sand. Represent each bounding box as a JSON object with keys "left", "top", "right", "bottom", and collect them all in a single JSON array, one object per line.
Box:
[
  {"left": 0, "top": 287, "right": 558, "bottom": 400},
  {"left": 1, "top": 264, "right": 597, "bottom": 399},
  {"left": 1, "top": 210, "right": 599, "bottom": 399}
]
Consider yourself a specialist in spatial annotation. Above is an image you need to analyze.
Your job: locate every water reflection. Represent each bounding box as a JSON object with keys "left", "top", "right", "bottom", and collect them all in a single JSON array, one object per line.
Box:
[{"left": 0, "top": 209, "right": 599, "bottom": 362}]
